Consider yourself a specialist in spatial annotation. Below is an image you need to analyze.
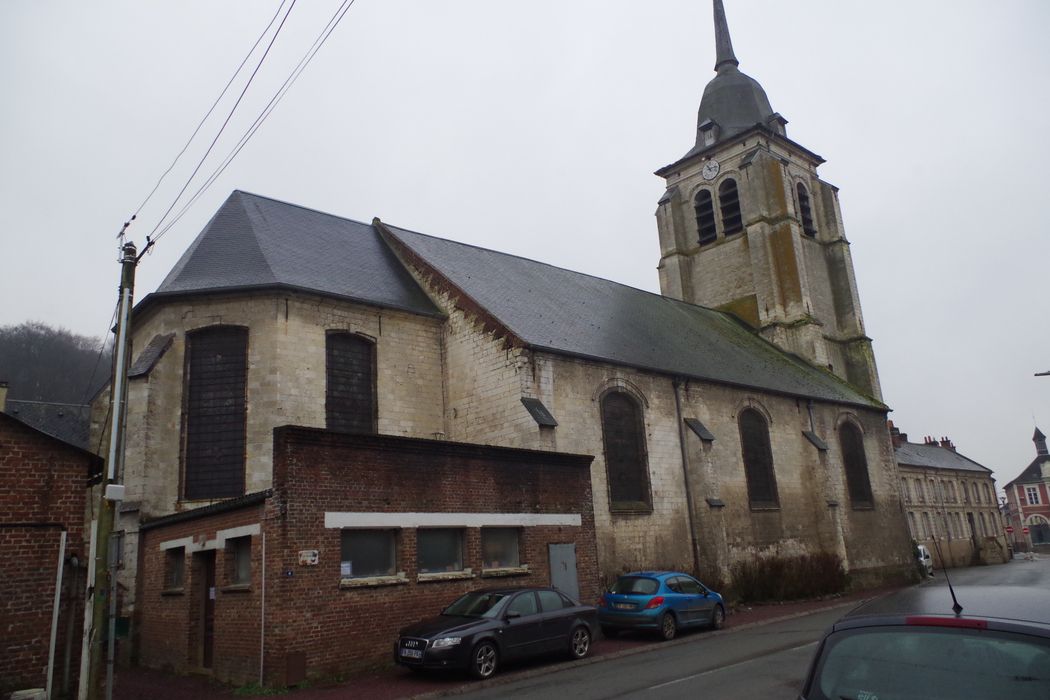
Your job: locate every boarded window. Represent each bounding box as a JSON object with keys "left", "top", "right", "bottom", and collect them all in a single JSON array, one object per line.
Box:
[
  {"left": 165, "top": 547, "right": 185, "bottom": 589},
  {"left": 600, "top": 391, "right": 651, "bottom": 510},
  {"left": 184, "top": 326, "right": 248, "bottom": 500},
  {"left": 481, "top": 528, "right": 520, "bottom": 569},
  {"left": 839, "top": 422, "right": 874, "bottom": 508},
  {"left": 340, "top": 530, "right": 396, "bottom": 579},
  {"left": 738, "top": 409, "right": 778, "bottom": 508},
  {"left": 226, "top": 536, "right": 251, "bottom": 585},
  {"left": 418, "top": 529, "right": 464, "bottom": 573},
  {"left": 326, "top": 332, "right": 376, "bottom": 434},
  {"left": 694, "top": 190, "right": 717, "bottom": 244},
  {"left": 718, "top": 178, "right": 743, "bottom": 235},
  {"left": 797, "top": 183, "right": 817, "bottom": 237}
]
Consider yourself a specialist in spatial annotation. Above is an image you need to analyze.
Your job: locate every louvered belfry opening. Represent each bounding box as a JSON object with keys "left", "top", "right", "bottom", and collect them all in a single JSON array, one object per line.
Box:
[
  {"left": 797, "top": 183, "right": 817, "bottom": 237},
  {"left": 184, "top": 326, "right": 248, "bottom": 500},
  {"left": 600, "top": 391, "right": 651, "bottom": 510},
  {"left": 738, "top": 408, "right": 779, "bottom": 508},
  {"left": 838, "top": 422, "right": 874, "bottom": 507},
  {"left": 326, "top": 331, "right": 377, "bottom": 434},
  {"left": 718, "top": 178, "right": 743, "bottom": 235},
  {"left": 694, "top": 189, "right": 717, "bottom": 244}
]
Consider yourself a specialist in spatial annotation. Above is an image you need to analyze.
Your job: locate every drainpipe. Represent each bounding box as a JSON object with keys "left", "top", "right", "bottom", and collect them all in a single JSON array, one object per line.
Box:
[
  {"left": 672, "top": 377, "right": 702, "bottom": 576},
  {"left": 259, "top": 532, "right": 266, "bottom": 686},
  {"left": 47, "top": 530, "right": 67, "bottom": 700}
]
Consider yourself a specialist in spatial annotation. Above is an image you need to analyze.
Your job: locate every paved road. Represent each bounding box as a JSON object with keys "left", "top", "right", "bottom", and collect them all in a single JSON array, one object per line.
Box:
[{"left": 457, "top": 556, "right": 1050, "bottom": 699}]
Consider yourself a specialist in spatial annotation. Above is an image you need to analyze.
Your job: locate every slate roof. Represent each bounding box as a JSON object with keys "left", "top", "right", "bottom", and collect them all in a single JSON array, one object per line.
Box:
[
  {"left": 144, "top": 191, "right": 884, "bottom": 410},
  {"left": 4, "top": 399, "right": 92, "bottom": 450},
  {"left": 139, "top": 191, "right": 441, "bottom": 318},
  {"left": 129, "top": 333, "right": 174, "bottom": 378},
  {"left": 1005, "top": 455, "right": 1050, "bottom": 487},
  {"left": 383, "top": 223, "right": 882, "bottom": 409},
  {"left": 894, "top": 442, "right": 991, "bottom": 474}
]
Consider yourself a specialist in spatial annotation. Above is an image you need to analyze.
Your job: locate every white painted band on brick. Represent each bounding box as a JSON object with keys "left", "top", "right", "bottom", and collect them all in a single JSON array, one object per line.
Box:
[
  {"left": 323, "top": 512, "right": 582, "bottom": 529},
  {"left": 159, "top": 537, "right": 193, "bottom": 551},
  {"left": 217, "top": 523, "right": 260, "bottom": 545},
  {"left": 158, "top": 523, "right": 261, "bottom": 552}
]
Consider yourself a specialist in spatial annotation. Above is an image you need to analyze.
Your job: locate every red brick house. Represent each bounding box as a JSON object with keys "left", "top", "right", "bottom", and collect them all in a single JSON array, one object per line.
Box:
[
  {"left": 1004, "top": 428, "right": 1050, "bottom": 551},
  {"left": 135, "top": 427, "right": 597, "bottom": 686},
  {"left": 0, "top": 390, "right": 102, "bottom": 698}
]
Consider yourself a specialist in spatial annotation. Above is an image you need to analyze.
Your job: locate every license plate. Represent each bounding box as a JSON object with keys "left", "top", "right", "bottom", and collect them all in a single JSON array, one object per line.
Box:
[
  {"left": 400, "top": 648, "right": 423, "bottom": 659},
  {"left": 614, "top": 603, "right": 634, "bottom": 610}
]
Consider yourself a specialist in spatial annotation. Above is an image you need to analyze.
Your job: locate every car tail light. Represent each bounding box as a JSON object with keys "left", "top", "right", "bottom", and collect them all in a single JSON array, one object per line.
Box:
[
  {"left": 644, "top": 596, "right": 665, "bottom": 609},
  {"left": 905, "top": 616, "right": 987, "bottom": 629},
  {"left": 597, "top": 594, "right": 607, "bottom": 607}
]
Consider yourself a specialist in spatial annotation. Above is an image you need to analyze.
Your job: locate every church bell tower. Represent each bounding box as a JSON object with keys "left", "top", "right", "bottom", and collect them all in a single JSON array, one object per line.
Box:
[{"left": 655, "top": 0, "right": 882, "bottom": 401}]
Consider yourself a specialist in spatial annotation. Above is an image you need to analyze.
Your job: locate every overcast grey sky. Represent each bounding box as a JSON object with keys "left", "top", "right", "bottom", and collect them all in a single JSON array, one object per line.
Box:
[{"left": 2, "top": 1, "right": 1048, "bottom": 487}]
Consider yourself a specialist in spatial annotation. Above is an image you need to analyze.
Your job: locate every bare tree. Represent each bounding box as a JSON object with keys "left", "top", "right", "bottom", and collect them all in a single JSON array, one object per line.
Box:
[{"left": 0, "top": 321, "right": 111, "bottom": 403}]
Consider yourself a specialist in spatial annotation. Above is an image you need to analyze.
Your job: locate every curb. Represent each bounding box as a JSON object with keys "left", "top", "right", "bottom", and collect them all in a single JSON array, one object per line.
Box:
[{"left": 408, "top": 597, "right": 866, "bottom": 699}]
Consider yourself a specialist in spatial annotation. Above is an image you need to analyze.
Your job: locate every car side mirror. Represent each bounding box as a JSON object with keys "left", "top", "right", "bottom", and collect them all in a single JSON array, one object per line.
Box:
[{"left": 505, "top": 611, "right": 522, "bottom": 620}]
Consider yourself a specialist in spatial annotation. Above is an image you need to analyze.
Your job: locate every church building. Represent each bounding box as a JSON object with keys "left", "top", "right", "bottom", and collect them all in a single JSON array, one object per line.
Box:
[{"left": 105, "top": 0, "right": 915, "bottom": 682}]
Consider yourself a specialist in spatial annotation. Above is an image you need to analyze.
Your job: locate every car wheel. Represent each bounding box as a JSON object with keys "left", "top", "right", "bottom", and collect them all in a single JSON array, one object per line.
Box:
[
  {"left": 569, "top": 626, "right": 591, "bottom": 659},
  {"left": 659, "top": 612, "right": 677, "bottom": 641},
  {"left": 600, "top": 625, "right": 619, "bottom": 638},
  {"left": 469, "top": 640, "right": 498, "bottom": 680},
  {"left": 710, "top": 604, "right": 725, "bottom": 630}
]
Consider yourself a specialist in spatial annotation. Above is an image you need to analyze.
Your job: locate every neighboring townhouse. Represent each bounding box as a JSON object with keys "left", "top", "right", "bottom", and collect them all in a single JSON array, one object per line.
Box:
[{"left": 1003, "top": 428, "right": 1050, "bottom": 551}]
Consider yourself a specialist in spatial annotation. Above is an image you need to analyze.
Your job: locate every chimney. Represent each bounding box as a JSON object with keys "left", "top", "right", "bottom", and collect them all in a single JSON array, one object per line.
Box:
[
  {"left": 1035, "top": 428, "right": 1048, "bottom": 457},
  {"left": 939, "top": 436, "right": 956, "bottom": 451},
  {"left": 0, "top": 381, "right": 7, "bottom": 412},
  {"left": 887, "top": 420, "right": 906, "bottom": 448}
]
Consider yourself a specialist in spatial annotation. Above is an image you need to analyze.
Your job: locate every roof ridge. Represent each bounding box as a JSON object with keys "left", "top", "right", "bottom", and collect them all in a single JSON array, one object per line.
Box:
[{"left": 232, "top": 189, "right": 374, "bottom": 228}]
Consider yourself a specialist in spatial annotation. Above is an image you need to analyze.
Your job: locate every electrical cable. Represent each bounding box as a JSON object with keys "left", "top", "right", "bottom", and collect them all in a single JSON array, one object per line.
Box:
[
  {"left": 149, "top": 0, "right": 356, "bottom": 246},
  {"left": 129, "top": 0, "right": 291, "bottom": 222},
  {"left": 146, "top": 0, "right": 300, "bottom": 244},
  {"left": 80, "top": 301, "right": 120, "bottom": 406}
]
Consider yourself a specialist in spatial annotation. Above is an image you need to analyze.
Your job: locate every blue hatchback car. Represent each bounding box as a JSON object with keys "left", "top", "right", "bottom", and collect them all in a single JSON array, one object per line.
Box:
[{"left": 597, "top": 571, "right": 725, "bottom": 640}]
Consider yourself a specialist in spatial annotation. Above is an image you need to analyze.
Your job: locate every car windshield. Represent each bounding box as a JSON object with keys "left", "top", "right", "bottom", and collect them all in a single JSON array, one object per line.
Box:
[
  {"left": 610, "top": 576, "right": 659, "bottom": 595},
  {"left": 807, "top": 625, "right": 1050, "bottom": 700},
  {"left": 442, "top": 591, "right": 510, "bottom": 618}
]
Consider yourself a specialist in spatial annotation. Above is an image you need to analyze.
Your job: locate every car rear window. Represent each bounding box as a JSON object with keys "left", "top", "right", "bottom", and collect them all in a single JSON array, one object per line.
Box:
[
  {"left": 611, "top": 576, "right": 659, "bottom": 595},
  {"left": 806, "top": 626, "right": 1050, "bottom": 700}
]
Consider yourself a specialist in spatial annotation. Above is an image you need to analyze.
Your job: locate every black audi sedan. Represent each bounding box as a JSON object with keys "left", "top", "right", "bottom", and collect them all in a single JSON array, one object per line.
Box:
[{"left": 394, "top": 587, "right": 597, "bottom": 679}]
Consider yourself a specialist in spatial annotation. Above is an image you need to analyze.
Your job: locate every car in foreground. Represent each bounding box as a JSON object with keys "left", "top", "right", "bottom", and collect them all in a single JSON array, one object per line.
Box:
[
  {"left": 597, "top": 571, "right": 725, "bottom": 640},
  {"left": 394, "top": 586, "right": 597, "bottom": 679},
  {"left": 799, "top": 585, "right": 1050, "bottom": 700}
]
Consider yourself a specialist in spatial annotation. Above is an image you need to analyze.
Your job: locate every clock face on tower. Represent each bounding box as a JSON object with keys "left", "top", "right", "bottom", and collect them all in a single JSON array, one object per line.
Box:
[{"left": 701, "top": 159, "right": 720, "bottom": 180}]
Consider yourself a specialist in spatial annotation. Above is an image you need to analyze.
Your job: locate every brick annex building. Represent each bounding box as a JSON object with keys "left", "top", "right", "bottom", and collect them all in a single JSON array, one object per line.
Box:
[
  {"left": 1003, "top": 428, "right": 1050, "bottom": 550},
  {"left": 99, "top": 0, "right": 916, "bottom": 685}
]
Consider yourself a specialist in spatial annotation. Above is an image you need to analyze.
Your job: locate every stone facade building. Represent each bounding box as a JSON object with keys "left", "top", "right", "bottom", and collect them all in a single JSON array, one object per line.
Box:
[
  {"left": 890, "top": 423, "right": 1008, "bottom": 567},
  {"left": 1003, "top": 428, "right": 1050, "bottom": 550},
  {"left": 101, "top": 0, "right": 916, "bottom": 683}
]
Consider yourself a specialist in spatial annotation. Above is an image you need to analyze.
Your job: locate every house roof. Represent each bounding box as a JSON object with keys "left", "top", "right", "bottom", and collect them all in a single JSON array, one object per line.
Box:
[
  {"left": 382, "top": 223, "right": 883, "bottom": 409},
  {"left": 143, "top": 190, "right": 883, "bottom": 410},
  {"left": 4, "top": 399, "right": 93, "bottom": 451},
  {"left": 138, "top": 191, "right": 442, "bottom": 318},
  {"left": 895, "top": 442, "right": 991, "bottom": 474},
  {"left": 1005, "top": 455, "right": 1050, "bottom": 488}
]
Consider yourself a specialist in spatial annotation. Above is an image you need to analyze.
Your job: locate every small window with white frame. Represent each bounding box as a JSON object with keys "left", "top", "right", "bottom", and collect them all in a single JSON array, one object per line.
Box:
[
  {"left": 1026, "top": 486, "right": 1040, "bottom": 506},
  {"left": 481, "top": 528, "right": 521, "bottom": 570},
  {"left": 226, "top": 535, "right": 251, "bottom": 586},
  {"left": 417, "top": 528, "right": 464, "bottom": 574},
  {"left": 340, "top": 529, "right": 396, "bottom": 579}
]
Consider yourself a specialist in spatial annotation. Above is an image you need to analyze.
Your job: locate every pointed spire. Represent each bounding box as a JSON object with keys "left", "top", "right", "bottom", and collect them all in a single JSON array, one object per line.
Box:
[
  {"left": 1035, "top": 427, "right": 1048, "bottom": 456},
  {"left": 713, "top": 0, "right": 739, "bottom": 72}
]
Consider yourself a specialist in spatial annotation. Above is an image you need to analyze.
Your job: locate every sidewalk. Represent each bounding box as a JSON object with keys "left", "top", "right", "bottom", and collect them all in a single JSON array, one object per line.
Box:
[{"left": 114, "top": 584, "right": 903, "bottom": 700}]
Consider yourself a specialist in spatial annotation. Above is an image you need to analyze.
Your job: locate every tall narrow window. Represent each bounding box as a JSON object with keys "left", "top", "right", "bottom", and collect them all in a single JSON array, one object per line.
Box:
[
  {"left": 738, "top": 409, "right": 779, "bottom": 509},
  {"left": 907, "top": 512, "right": 918, "bottom": 538},
  {"left": 600, "top": 391, "right": 651, "bottom": 510},
  {"left": 838, "top": 422, "right": 874, "bottom": 508},
  {"left": 916, "top": 478, "right": 925, "bottom": 503},
  {"left": 797, "top": 183, "right": 816, "bottom": 237},
  {"left": 694, "top": 190, "right": 717, "bottom": 245},
  {"left": 184, "top": 326, "right": 248, "bottom": 500},
  {"left": 326, "top": 332, "right": 376, "bottom": 434},
  {"left": 922, "top": 512, "right": 933, "bottom": 539},
  {"left": 900, "top": 479, "right": 910, "bottom": 502},
  {"left": 972, "top": 483, "right": 980, "bottom": 504},
  {"left": 718, "top": 178, "right": 743, "bottom": 235}
]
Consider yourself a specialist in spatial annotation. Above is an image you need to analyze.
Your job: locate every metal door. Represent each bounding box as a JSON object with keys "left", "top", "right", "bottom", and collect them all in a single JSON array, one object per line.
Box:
[
  {"left": 548, "top": 543, "right": 579, "bottom": 602},
  {"left": 201, "top": 551, "right": 215, "bottom": 669}
]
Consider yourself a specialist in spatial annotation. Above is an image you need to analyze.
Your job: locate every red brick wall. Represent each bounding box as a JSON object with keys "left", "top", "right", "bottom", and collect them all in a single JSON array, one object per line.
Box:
[
  {"left": 0, "top": 414, "right": 93, "bottom": 695},
  {"left": 136, "top": 427, "right": 597, "bottom": 687}
]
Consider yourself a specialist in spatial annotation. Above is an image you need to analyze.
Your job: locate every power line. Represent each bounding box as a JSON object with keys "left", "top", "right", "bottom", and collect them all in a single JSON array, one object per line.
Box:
[
  {"left": 145, "top": 0, "right": 300, "bottom": 245},
  {"left": 79, "top": 301, "right": 120, "bottom": 405},
  {"left": 128, "top": 0, "right": 292, "bottom": 223},
  {"left": 151, "top": 0, "right": 356, "bottom": 246}
]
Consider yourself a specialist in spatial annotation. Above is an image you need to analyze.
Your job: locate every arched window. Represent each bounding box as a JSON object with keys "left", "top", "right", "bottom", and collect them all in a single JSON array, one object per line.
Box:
[
  {"left": 797, "top": 183, "right": 816, "bottom": 237},
  {"left": 922, "top": 512, "right": 933, "bottom": 539},
  {"left": 694, "top": 190, "right": 717, "bottom": 245},
  {"left": 738, "top": 409, "right": 778, "bottom": 508},
  {"left": 718, "top": 178, "right": 743, "bottom": 235},
  {"left": 838, "top": 422, "right": 874, "bottom": 508},
  {"left": 900, "top": 478, "right": 910, "bottom": 502},
  {"left": 907, "top": 512, "right": 918, "bottom": 538},
  {"left": 972, "top": 483, "right": 980, "bottom": 504},
  {"left": 326, "top": 331, "right": 377, "bottom": 434},
  {"left": 982, "top": 483, "right": 992, "bottom": 503},
  {"left": 915, "top": 478, "right": 925, "bottom": 503},
  {"left": 600, "top": 391, "right": 651, "bottom": 510},
  {"left": 184, "top": 325, "right": 248, "bottom": 500}
]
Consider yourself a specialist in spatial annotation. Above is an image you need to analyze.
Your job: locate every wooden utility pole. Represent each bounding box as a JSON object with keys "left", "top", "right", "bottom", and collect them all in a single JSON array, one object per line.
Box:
[{"left": 83, "top": 242, "right": 137, "bottom": 700}]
